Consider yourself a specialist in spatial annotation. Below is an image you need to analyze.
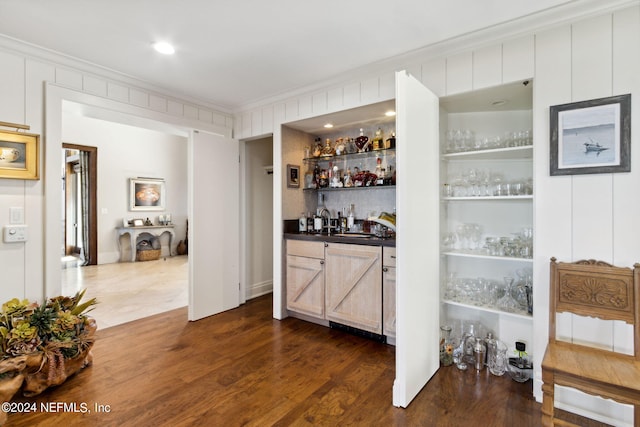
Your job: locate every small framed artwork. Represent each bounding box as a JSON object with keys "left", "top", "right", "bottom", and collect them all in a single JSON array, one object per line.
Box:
[
  {"left": 130, "top": 177, "right": 166, "bottom": 211},
  {"left": 550, "top": 94, "right": 631, "bottom": 176},
  {"left": 287, "top": 164, "right": 300, "bottom": 188},
  {"left": 0, "top": 129, "right": 39, "bottom": 180},
  {"left": 132, "top": 218, "right": 144, "bottom": 227}
]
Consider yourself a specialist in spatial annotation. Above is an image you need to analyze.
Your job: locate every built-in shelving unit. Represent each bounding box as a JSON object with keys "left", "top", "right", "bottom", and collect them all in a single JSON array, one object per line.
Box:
[{"left": 439, "top": 80, "right": 535, "bottom": 356}]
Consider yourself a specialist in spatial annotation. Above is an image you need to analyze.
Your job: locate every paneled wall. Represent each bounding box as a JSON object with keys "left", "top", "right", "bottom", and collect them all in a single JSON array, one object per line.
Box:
[
  {"left": 534, "top": 9, "right": 640, "bottom": 425},
  {"left": 237, "top": 5, "right": 640, "bottom": 425},
  {"left": 0, "top": 38, "right": 232, "bottom": 304}
]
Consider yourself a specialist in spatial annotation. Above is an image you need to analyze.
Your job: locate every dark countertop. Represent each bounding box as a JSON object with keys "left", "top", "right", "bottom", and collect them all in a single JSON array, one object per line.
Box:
[{"left": 284, "top": 232, "right": 396, "bottom": 247}]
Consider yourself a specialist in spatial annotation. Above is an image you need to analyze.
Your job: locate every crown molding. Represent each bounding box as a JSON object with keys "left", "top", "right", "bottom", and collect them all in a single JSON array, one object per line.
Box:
[
  {"left": 234, "top": 0, "right": 638, "bottom": 114},
  {"left": 0, "top": 34, "right": 233, "bottom": 115}
]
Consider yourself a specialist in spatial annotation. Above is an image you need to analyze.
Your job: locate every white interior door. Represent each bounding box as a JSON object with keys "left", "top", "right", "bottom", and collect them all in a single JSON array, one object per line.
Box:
[
  {"left": 189, "top": 130, "right": 240, "bottom": 320},
  {"left": 393, "top": 70, "right": 440, "bottom": 407}
]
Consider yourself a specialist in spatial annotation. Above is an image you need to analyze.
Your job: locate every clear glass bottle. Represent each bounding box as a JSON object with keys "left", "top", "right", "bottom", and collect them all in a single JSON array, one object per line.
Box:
[{"left": 440, "top": 325, "right": 454, "bottom": 366}]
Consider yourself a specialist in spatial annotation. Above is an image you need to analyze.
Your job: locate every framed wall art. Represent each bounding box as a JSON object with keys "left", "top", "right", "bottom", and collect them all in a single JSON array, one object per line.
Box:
[
  {"left": 287, "top": 164, "right": 300, "bottom": 188},
  {"left": 0, "top": 129, "right": 39, "bottom": 180},
  {"left": 550, "top": 93, "right": 631, "bottom": 176},
  {"left": 130, "top": 177, "right": 165, "bottom": 211}
]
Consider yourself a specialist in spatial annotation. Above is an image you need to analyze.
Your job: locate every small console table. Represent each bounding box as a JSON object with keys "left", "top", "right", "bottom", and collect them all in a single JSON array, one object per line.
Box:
[{"left": 116, "top": 225, "right": 175, "bottom": 262}]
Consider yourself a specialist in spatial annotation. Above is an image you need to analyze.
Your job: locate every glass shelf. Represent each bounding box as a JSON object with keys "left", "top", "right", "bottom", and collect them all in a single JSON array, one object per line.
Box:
[
  {"left": 304, "top": 184, "right": 395, "bottom": 192},
  {"left": 442, "top": 251, "right": 533, "bottom": 263},
  {"left": 304, "top": 147, "right": 395, "bottom": 163},
  {"left": 442, "top": 299, "right": 533, "bottom": 321},
  {"left": 442, "top": 145, "right": 532, "bottom": 161},
  {"left": 442, "top": 195, "right": 533, "bottom": 201}
]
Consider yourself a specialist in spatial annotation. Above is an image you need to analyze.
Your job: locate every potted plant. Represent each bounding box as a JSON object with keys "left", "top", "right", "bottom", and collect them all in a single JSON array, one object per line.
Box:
[{"left": 0, "top": 290, "right": 97, "bottom": 423}]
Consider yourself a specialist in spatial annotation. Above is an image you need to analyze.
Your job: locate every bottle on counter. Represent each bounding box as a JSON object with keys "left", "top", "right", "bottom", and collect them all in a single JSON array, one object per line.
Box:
[
  {"left": 306, "top": 212, "right": 314, "bottom": 233},
  {"left": 347, "top": 204, "right": 355, "bottom": 231},
  {"left": 299, "top": 212, "right": 307, "bottom": 233},
  {"left": 474, "top": 337, "right": 487, "bottom": 371},
  {"left": 340, "top": 208, "right": 348, "bottom": 233}
]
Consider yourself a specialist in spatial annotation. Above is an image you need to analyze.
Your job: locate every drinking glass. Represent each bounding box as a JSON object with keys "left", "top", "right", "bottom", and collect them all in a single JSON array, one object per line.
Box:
[{"left": 489, "top": 340, "right": 508, "bottom": 376}]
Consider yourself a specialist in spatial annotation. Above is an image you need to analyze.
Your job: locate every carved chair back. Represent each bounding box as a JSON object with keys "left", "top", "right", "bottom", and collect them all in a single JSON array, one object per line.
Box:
[{"left": 549, "top": 257, "right": 640, "bottom": 360}]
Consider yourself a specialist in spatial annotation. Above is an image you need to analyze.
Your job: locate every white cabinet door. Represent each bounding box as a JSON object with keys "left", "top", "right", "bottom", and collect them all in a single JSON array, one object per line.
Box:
[
  {"left": 394, "top": 70, "right": 440, "bottom": 407},
  {"left": 189, "top": 130, "right": 240, "bottom": 320}
]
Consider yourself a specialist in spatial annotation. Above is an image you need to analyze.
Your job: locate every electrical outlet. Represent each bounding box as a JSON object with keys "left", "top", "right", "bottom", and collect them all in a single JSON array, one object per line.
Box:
[{"left": 3, "top": 225, "right": 28, "bottom": 243}]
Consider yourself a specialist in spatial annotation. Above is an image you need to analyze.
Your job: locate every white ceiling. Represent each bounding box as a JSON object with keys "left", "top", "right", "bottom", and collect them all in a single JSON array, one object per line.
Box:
[{"left": 0, "top": 0, "right": 613, "bottom": 111}]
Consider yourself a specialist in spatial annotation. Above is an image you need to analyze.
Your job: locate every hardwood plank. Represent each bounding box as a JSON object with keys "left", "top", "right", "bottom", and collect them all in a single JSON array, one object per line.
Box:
[{"left": 3, "top": 294, "right": 574, "bottom": 426}]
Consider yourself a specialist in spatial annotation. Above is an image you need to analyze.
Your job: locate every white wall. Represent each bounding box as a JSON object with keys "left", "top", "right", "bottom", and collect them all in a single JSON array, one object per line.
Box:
[
  {"left": 62, "top": 114, "right": 188, "bottom": 263},
  {"left": 0, "top": 36, "right": 232, "bottom": 304},
  {"left": 236, "top": 4, "right": 640, "bottom": 425}
]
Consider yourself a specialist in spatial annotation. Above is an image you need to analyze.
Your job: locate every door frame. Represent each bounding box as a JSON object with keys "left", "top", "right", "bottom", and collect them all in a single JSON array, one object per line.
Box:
[
  {"left": 43, "top": 83, "right": 236, "bottom": 311},
  {"left": 62, "top": 143, "right": 98, "bottom": 265}
]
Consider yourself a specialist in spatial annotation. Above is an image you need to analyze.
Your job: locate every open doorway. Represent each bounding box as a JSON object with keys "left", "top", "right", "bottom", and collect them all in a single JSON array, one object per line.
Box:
[
  {"left": 62, "top": 143, "right": 97, "bottom": 267},
  {"left": 242, "top": 136, "right": 274, "bottom": 300},
  {"left": 45, "top": 84, "right": 241, "bottom": 327}
]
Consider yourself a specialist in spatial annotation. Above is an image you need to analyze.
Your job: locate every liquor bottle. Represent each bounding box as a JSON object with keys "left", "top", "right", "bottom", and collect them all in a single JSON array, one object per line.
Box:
[
  {"left": 372, "top": 128, "right": 383, "bottom": 150},
  {"left": 385, "top": 131, "right": 396, "bottom": 149},
  {"left": 355, "top": 128, "right": 369, "bottom": 152},
  {"left": 307, "top": 212, "right": 314, "bottom": 233},
  {"left": 347, "top": 204, "right": 355, "bottom": 231},
  {"left": 313, "top": 163, "right": 320, "bottom": 189},
  {"left": 375, "top": 157, "right": 382, "bottom": 180}
]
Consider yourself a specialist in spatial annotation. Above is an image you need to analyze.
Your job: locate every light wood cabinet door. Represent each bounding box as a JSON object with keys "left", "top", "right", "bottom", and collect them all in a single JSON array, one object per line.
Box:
[
  {"left": 286, "top": 254, "right": 325, "bottom": 318},
  {"left": 383, "top": 266, "right": 396, "bottom": 339},
  {"left": 383, "top": 247, "right": 397, "bottom": 338},
  {"left": 325, "top": 243, "right": 382, "bottom": 334}
]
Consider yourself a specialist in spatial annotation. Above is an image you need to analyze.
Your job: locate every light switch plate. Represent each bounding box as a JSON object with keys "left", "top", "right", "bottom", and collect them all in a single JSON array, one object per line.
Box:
[
  {"left": 3, "top": 225, "right": 28, "bottom": 243},
  {"left": 9, "top": 207, "right": 24, "bottom": 224}
]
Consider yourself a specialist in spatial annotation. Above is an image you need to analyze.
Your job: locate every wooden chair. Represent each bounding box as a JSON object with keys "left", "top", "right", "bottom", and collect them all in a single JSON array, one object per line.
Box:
[{"left": 541, "top": 257, "right": 640, "bottom": 426}]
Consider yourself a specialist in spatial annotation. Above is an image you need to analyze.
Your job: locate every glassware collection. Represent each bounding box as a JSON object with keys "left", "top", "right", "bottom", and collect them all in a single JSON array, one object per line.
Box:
[
  {"left": 442, "top": 268, "right": 533, "bottom": 316},
  {"left": 440, "top": 320, "right": 532, "bottom": 382},
  {"left": 442, "top": 224, "right": 533, "bottom": 259},
  {"left": 444, "top": 129, "right": 532, "bottom": 153},
  {"left": 442, "top": 168, "right": 533, "bottom": 198}
]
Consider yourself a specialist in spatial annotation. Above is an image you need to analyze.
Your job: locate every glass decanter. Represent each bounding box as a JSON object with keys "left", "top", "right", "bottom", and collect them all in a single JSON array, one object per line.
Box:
[{"left": 497, "top": 276, "right": 520, "bottom": 313}]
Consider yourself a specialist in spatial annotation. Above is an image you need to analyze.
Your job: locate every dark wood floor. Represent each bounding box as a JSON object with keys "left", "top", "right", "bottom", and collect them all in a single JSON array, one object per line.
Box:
[{"left": 5, "top": 294, "right": 599, "bottom": 426}]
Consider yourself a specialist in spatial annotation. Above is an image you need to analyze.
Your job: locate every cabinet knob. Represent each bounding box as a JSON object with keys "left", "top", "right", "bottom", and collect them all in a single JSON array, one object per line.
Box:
[
  {"left": 320, "top": 260, "right": 325, "bottom": 265},
  {"left": 390, "top": 255, "right": 396, "bottom": 259},
  {"left": 383, "top": 267, "right": 389, "bottom": 272},
  {"left": 324, "top": 243, "right": 329, "bottom": 247}
]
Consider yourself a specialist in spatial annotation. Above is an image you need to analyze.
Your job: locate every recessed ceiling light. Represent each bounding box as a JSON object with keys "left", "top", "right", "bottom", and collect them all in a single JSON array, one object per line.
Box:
[
  {"left": 385, "top": 111, "right": 396, "bottom": 117},
  {"left": 324, "top": 123, "right": 334, "bottom": 128},
  {"left": 153, "top": 42, "right": 175, "bottom": 55}
]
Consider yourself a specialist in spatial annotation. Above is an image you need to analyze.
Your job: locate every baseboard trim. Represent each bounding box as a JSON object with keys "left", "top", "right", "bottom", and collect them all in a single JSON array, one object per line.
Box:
[{"left": 247, "top": 280, "right": 273, "bottom": 300}]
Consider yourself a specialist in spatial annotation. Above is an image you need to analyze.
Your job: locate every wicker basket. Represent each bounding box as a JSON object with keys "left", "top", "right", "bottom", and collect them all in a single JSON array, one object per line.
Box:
[{"left": 136, "top": 249, "right": 161, "bottom": 262}]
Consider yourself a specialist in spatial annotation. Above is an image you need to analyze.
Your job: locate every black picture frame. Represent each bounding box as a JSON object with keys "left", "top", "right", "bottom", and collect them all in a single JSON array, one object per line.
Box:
[
  {"left": 287, "top": 164, "right": 300, "bottom": 188},
  {"left": 550, "top": 94, "right": 631, "bottom": 176}
]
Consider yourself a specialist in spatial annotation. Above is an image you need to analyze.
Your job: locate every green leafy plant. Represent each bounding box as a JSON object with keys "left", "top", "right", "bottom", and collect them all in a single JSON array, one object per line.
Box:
[{"left": 0, "top": 290, "right": 97, "bottom": 360}]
